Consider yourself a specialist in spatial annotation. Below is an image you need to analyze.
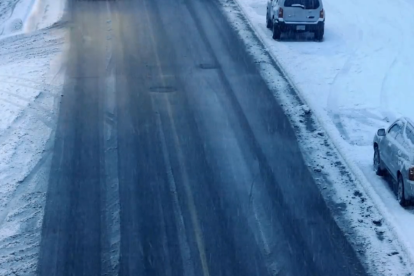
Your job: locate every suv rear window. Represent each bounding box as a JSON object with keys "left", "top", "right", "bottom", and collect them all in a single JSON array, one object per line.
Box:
[{"left": 284, "top": 0, "right": 320, "bottom": 9}]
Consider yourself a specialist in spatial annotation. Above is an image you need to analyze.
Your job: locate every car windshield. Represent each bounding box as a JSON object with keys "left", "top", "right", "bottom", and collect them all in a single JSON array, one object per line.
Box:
[{"left": 284, "top": 0, "right": 320, "bottom": 9}]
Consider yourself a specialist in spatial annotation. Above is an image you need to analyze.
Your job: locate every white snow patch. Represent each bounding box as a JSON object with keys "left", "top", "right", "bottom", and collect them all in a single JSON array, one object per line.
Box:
[{"left": 220, "top": 0, "right": 414, "bottom": 274}]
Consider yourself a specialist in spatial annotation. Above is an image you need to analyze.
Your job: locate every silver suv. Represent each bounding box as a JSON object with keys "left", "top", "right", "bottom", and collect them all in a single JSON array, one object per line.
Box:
[
  {"left": 266, "top": 0, "right": 325, "bottom": 41},
  {"left": 373, "top": 118, "right": 414, "bottom": 206}
]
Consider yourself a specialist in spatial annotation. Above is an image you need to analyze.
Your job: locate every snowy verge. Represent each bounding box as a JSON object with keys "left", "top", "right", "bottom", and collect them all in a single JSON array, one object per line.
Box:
[
  {"left": 0, "top": 28, "right": 66, "bottom": 276},
  {"left": 220, "top": 0, "right": 414, "bottom": 275},
  {"left": 0, "top": 0, "right": 33, "bottom": 37},
  {"left": 0, "top": 0, "right": 67, "bottom": 39},
  {"left": 0, "top": 0, "right": 67, "bottom": 275},
  {"left": 25, "top": 0, "right": 67, "bottom": 33}
]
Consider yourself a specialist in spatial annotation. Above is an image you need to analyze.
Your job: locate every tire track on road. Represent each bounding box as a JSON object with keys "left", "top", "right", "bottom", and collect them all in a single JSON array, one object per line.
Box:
[{"left": 100, "top": 2, "right": 120, "bottom": 275}]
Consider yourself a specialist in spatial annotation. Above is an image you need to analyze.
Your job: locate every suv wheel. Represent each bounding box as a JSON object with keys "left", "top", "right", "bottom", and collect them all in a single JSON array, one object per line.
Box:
[
  {"left": 315, "top": 26, "right": 324, "bottom": 41},
  {"left": 266, "top": 12, "right": 272, "bottom": 29},
  {"left": 373, "top": 146, "right": 385, "bottom": 176},
  {"left": 397, "top": 174, "right": 407, "bottom": 207},
  {"left": 272, "top": 21, "right": 281, "bottom": 40}
]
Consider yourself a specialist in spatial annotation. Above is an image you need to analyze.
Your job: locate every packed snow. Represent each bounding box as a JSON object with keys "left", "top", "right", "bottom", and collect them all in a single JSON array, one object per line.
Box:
[
  {"left": 221, "top": 0, "right": 414, "bottom": 274},
  {"left": 0, "top": 0, "right": 66, "bottom": 274}
]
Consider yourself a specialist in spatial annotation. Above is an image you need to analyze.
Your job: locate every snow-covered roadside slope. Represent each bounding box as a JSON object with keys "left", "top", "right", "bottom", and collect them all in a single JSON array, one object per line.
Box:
[
  {"left": 0, "top": 0, "right": 66, "bottom": 274},
  {"left": 220, "top": 0, "right": 414, "bottom": 274},
  {"left": 0, "top": 0, "right": 65, "bottom": 38},
  {"left": 25, "top": 0, "right": 67, "bottom": 32},
  {"left": 0, "top": 0, "right": 34, "bottom": 37}
]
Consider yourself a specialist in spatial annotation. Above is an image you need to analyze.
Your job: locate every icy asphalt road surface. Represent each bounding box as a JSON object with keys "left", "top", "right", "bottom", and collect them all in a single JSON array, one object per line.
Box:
[{"left": 37, "top": 0, "right": 367, "bottom": 275}]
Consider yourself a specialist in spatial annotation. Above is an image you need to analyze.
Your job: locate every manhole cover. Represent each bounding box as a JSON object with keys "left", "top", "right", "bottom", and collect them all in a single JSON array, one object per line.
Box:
[
  {"left": 199, "top": 63, "right": 219, "bottom": 70},
  {"left": 149, "top": 86, "right": 176, "bottom": 93}
]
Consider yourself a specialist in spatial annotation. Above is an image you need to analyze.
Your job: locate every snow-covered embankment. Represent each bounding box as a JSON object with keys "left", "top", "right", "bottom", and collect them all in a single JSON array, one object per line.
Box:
[{"left": 0, "top": 0, "right": 67, "bottom": 274}]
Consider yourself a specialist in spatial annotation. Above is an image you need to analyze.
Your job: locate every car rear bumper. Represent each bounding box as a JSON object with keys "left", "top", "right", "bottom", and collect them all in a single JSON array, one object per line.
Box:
[{"left": 275, "top": 21, "right": 324, "bottom": 32}]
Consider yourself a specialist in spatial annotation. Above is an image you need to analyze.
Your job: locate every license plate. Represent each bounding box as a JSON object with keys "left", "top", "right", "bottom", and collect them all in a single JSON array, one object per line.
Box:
[{"left": 296, "top": 25, "right": 306, "bottom": 31}]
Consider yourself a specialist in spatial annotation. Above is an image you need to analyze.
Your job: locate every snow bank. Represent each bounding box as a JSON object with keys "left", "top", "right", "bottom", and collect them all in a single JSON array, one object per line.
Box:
[
  {"left": 25, "top": 0, "right": 67, "bottom": 33},
  {"left": 0, "top": 0, "right": 66, "bottom": 38},
  {"left": 221, "top": 0, "right": 414, "bottom": 274},
  {"left": 0, "top": 0, "right": 66, "bottom": 274},
  {"left": 0, "top": 30, "right": 65, "bottom": 276},
  {"left": 0, "top": 0, "right": 33, "bottom": 37}
]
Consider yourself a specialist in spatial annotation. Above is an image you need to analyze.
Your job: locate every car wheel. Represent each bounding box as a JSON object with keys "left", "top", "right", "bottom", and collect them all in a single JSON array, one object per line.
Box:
[
  {"left": 397, "top": 174, "right": 407, "bottom": 207},
  {"left": 266, "top": 12, "right": 272, "bottom": 29},
  {"left": 272, "top": 21, "right": 281, "bottom": 40},
  {"left": 315, "top": 27, "right": 324, "bottom": 41},
  {"left": 373, "top": 146, "right": 385, "bottom": 176}
]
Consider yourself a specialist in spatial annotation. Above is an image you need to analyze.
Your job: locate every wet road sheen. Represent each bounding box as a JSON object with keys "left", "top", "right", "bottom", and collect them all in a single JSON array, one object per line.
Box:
[{"left": 37, "top": 0, "right": 368, "bottom": 275}]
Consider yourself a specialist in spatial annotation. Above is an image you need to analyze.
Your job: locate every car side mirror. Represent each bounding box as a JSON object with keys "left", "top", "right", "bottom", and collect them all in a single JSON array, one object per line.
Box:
[{"left": 377, "top": 129, "right": 386, "bottom": 137}]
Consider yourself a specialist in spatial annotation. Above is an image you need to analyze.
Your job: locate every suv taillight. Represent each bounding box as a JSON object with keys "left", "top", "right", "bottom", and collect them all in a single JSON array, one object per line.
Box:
[
  {"left": 320, "top": 9, "right": 325, "bottom": 19},
  {"left": 409, "top": 167, "right": 414, "bottom": 181},
  {"left": 278, "top": 8, "right": 284, "bottom": 18}
]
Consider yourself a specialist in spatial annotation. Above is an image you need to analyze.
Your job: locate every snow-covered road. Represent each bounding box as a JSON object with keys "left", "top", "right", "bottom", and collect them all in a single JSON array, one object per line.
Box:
[
  {"left": 0, "top": 0, "right": 66, "bottom": 274},
  {"left": 226, "top": 0, "right": 414, "bottom": 274},
  {"left": 1, "top": 0, "right": 414, "bottom": 274}
]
